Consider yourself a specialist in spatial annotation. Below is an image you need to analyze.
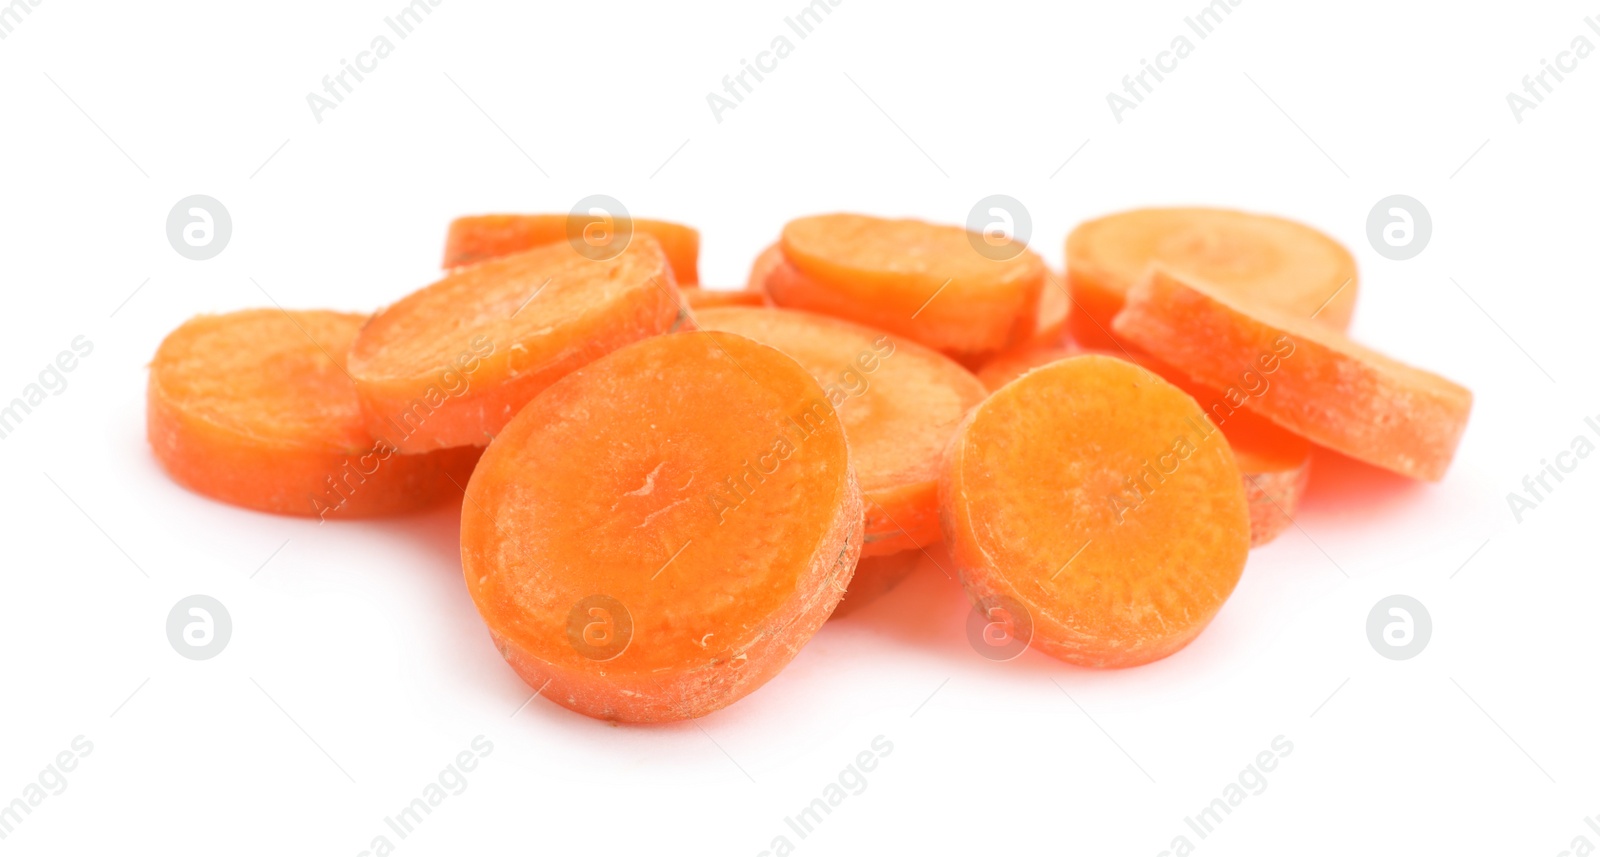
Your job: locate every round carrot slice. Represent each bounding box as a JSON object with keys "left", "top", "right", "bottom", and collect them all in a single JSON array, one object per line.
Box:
[
  {"left": 443, "top": 213, "right": 700, "bottom": 284},
  {"left": 747, "top": 242, "right": 785, "bottom": 293},
  {"left": 1113, "top": 266, "right": 1471, "bottom": 482},
  {"left": 1066, "top": 207, "right": 1357, "bottom": 347},
  {"left": 349, "top": 236, "right": 683, "bottom": 454},
  {"left": 830, "top": 543, "right": 948, "bottom": 619},
  {"left": 977, "top": 344, "right": 1311, "bottom": 547},
  {"left": 974, "top": 345, "right": 1074, "bottom": 393},
  {"left": 771, "top": 214, "right": 1046, "bottom": 359},
  {"left": 148, "top": 309, "right": 479, "bottom": 518},
  {"left": 942, "top": 354, "right": 1251, "bottom": 668},
  {"left": 461, "top": 331, "right": 862, "bottom": 722},
  {"left": 696, "top": 306, "right": 987, "bottom": 557},
  {"left": 679, "top": 286, "right": 767, "bottom": 310},
  {"left": 1023, "top": 268, "right": 1070, "bottom": 348}
]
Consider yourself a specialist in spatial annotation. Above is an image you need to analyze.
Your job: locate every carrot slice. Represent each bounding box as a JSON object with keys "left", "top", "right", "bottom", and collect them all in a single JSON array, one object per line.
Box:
[
  {"left": 461, "top": 331, "right": 861, "bottom": 722},
  {"left": 1024, "top": 268, "right": 1070, "bottom": 348},
  {"left": 747, "top": 242, "right": 785, "bottom": 293},
  {"left": 349, "top": 236, "right": 683, "bottom": 454},
  {"left": 1112, "top": 266, "right": 1472, "bottom": 482},
  {"left": 978, "top": 345, "right": 1311, "bottom": 546},
  {"left": 148, "top": 309, "right": 479, "bottom": 518},
  {"left": 679, "top": 286, "right": 768, "bottom": 310},
  {"left": 830, "top": 548, "right": 921, "bottom": 619},
  {"left": 942, "top": 354, "right": 1250, "bottom": 668},
  {"left": 696, "top": 306, "right": 987, "bottom": 556},
  {"left": 769, "top": 214, "right": 1046, "bottom": 359},
  {"left": 974, "top": 346, "right": 1074, "bottom": 393},
  {"left": 443, "top": 213, "right": 700, "bottom": 284},
  {"left": 1067, "top": 208, "right": 1357, "bottom": 347}
]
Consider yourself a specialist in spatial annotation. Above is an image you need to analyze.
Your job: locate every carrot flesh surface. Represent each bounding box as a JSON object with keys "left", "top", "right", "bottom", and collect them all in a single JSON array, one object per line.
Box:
[
  {"left": 942, "top": 354, "right": 1251, "bottom": 668},
  {"left": 349, "top": 236, "right": 683, "bottom": 454},
  {"left": 461, "top": 331, "right": 862, "bottom": 722},
  {"left": 148, "top": 309, "right": 478, "bottom": 518},
  {"left": 696, "top": 307, "right": 987, "bottom": 557},
  {"left": 977, "top": 344, "right": 1311, "bottom": 546},
  {"left": 830, "top": 547, "right": 924, "bottom": 619},
  {"left": 747, "top": 242, "right": 785, "bottom": 293},
  {"left": 1067, "top": 208, "right": 1357, "bottom": 347},
  {"left": 1112, "top": 266, "right": 1472, "bottom": 482},
  {"left": 443, "top": 214, "right": 700, "bottom": 284},
  {"left": 772, "top": 214, "right": 1046, "bottom": 359},
  {"left": 1024, "top": 269, "right": 1070, "bottom": 348},
  {"left": 679, "top": 286, "right": 768, "bottom": 310}
]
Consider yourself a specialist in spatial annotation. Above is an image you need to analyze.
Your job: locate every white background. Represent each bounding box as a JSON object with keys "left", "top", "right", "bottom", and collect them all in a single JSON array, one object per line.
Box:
[{"left": 1, "top": 1, "right": 1596, "bottom": 854}]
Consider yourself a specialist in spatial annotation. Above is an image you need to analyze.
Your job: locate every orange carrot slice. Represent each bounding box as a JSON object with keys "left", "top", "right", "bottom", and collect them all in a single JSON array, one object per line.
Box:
[
  {"left": 973, "top": 346, "right": 1075, "bottom": 393},
  {"left": 830, "top": 548, "right": 922, "bottom": 619},
  {"left": 350, "top": 236, "right": 683, "bottom": 454},
  {"left": 1114, "top": 350, "right": 1311, "bottom": 546},
  {"left": 747, "top": 242, "right": 785, "bottom": 293},
  {"left": 443, "top": 213, "right": 700, "bottom": 284},
  {"left": 1024, "top": 268, "right": 1070, "bottom": 348},
  {"left": 696, "top": 306, "right": 987, "bottom": 556},
  {"left": 461, "top": 331, "right": 861, "bottom": 722},
  {"left": 769, "top": 214, "right": 1046, "bottom": 359},
  {"left": 942, "top": 354, "right": 1250, "bottom": 667},
  {"left": 978, "top": 345, "right": 1311, "bottom": 546},
  {"left": 1067, "top": 208, "right": 1357, "bottom": 347},
  {"left": 679, "top": 286, "right": 767, "bottom": 310},
  {"left": 148, "top": 309, "right": 479, "bottom": 519},
  {"left": 1112, "top": 266, "right": 1472, "bottom": 482}
]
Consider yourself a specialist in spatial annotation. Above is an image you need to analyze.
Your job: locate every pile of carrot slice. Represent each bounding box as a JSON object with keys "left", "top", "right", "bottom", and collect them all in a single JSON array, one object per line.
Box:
[{"left": 146, "top": 207, "right": 1472, "bottom": 722}]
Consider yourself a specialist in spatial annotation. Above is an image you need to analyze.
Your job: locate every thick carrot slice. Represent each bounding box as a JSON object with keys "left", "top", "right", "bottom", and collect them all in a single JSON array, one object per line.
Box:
[
  {"left": 1113, "top": 266, "right": 1472, "bottom": 482},
  {"left": 747, "top": 242, "right": 785, "bottom": 293},
  {"left": 679, "top": 286, "right": 767, "bottom": 310},
  {"left": 942, "top": 354, "right": 1250, "bottom": 668},
  {"left": 1024, "top": 268, "right": 1070, "bottom": 348},
  {"left": 769, "top": 214, "right": 1046, "bottom": 359},
  {"left": 696, "top": 306, "right": 987, "bottom": 557},
  {"left": 974, "top": 346, "right": 1071, "bottom": 393},
  {"left": 443, "top": 213, "right": 700, "bottom": 284},
  {"left": 349, "top": 236, "right": 683, "bottom": 454},
  {"left": 830, "top": 549, "right": 921, "bottom": 619},
  {"left": 148, "top": 309, "right": 479, "bottom": 518},
  {"left": 1067, "top": 208, "right": 1357, "bottom": 347},
  {"left": 461, "top": 331, "right": 861, "bottom": 722},
  {"left": 977, "top": 345, "right": 1311, "bottom": 546}
]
